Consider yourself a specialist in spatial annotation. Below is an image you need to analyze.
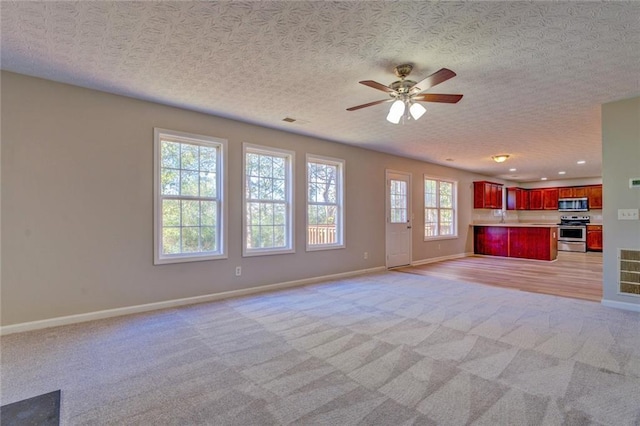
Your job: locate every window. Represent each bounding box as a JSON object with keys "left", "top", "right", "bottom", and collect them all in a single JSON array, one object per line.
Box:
[
  {"left": 424, "top": 176, "right": 457, "bottom": 239},
  {"left": 243, "top": 144, "right": 294, "bottom": 256},
  {"left": 154, "top": 128, "right": 227, "bottom": 264},
  {"left": 389, "top": 179, "right": 408, "bottom": 223},
  {"left": 307, "top": 155, "right": 345, "bottom": 250}
]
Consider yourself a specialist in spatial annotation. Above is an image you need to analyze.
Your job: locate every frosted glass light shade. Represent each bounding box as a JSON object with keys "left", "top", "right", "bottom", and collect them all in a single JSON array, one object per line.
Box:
[
  {"left": 409, "top": 102, "right": 426, "bottom": 120},
  {"left": 386, "top": 100, "right": 405, "bottom": 124}
]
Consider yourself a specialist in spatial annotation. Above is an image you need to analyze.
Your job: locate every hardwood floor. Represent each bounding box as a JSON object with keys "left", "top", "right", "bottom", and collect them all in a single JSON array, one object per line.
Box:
[{"left": 398, "top": 251, "right": 603, "bottom": 302}]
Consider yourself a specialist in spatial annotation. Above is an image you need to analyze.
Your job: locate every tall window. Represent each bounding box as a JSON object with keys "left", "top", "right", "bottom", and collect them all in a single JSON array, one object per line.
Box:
[
  {"left": 424, "top": 176, "right": 457, "bottom": 239},
  {"left": 243, "top": 144, "right": 294, "bottom": 256},
  {"left": 154, "top": 128, "right": 227, "bottom": 264},
  {"left": 307, "top": 155, "right": 345, "bottom": 250}
]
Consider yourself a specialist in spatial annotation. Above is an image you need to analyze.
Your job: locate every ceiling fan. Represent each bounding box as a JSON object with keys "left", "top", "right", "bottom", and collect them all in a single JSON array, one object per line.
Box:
[{"left": 346, "top": 64, "right": 463, "bottom": 124}]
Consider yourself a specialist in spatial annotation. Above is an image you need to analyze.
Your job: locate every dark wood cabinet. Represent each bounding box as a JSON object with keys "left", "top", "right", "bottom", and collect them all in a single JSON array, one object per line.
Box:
[
  {"left": 543, "top": 188, "right": 559, "bottom": 210},
  {"left": 529, "top": 189, "right": 544, "bottom": 210},
  {"left": 560, "top": 186, "right": 588, "bottom": 198},
  {"left": 474, "top": 181, "right": 503, "bottom": 209},
  {"left": 508, "top": 227, "right": 557, "bottom": 261},
  {"left": 558, "top": 187, "right": 573, "bottom": 198},
  {"left": 587, "top": 185, "right": 603, "bottom": 209},
  {"left": 507, "top": 187, "right": 529, "bottom": 210},
  {"left": 505, "top": 184, "right": 601, "bottom": 211},
  {"left": 587, "top": 225, "right": 603, "bottom": 251},
  {"left": 474, "top": 225, "right": 557, "bottom": 261},
  {"left": 474, "top": 226, "right": 508, "bottom": 256}
]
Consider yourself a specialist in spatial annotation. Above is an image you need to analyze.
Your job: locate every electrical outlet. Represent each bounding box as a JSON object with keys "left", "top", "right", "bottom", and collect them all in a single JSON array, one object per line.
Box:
[
  {"left": 363, "top": 252, "right": 368, "bottom": 259},
  {"left": 235, "top": 266, "right": 242, "bottom": 276},
  {"left": 618, "top": 208, "right": 639, "bottom": 220}
]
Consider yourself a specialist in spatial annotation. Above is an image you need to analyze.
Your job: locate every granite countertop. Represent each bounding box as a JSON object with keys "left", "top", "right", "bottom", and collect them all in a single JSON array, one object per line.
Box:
[{"left": 472, "top": 223, "right": 559, "bottom": 227}]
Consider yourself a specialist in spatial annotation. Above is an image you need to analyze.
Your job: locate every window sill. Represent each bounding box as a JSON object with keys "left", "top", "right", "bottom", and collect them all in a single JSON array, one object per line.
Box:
[
  {"left": 306, "top": 244, "right": 345, "bottom": 252},
  {"left": 424, "top": 235, "right": 458, "bottom": 242},
  {"left": 243, "top": 248, "right": 295, "bottom": 257},
  {"left": 154, "top": 253, "right": 227, "bottom": 265}
]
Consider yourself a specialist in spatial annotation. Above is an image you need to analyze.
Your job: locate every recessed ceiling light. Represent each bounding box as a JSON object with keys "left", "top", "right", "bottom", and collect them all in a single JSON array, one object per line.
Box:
[
  {"left": 577, "top": 160, "right": 586, "bottom": 164},
  {"left": 558, "top": 171, "right": 566, "bottom": 175},
  {"left": 445, "top": 158, "right": 454, "bottom": 162},
  {"left": 282, "top": 117, "right": 296, "bottom": 123},
  {"left": 541, "top": 177, "right": 548, "bottom": 181},
  {"left": 509, "top": 168, "right": 516, "bottom": 172}
]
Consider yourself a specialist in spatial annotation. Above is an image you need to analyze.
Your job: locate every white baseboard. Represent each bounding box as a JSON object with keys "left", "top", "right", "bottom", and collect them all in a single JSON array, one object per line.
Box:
[
  {"left": 0, "top": 266, "right": 386, "bottom": 336},
  {"left": 601, "top": 298, "right": 640, "bottom": 312},
  {"left": 411, "top": 252, "right": 472, "bottom": 266}
]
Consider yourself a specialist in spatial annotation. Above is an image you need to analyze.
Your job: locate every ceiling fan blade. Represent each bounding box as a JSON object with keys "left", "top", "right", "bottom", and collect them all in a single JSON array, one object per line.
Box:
[
  {"left": 359, "top": 80, "right": 394, "bottom": 93},
  {"left": 413, "top": 93, "right": 463, "bottom": 103},
  {"left": 346, "top": 99, "right": 392, "bottom": 111},
  {"left": 409, "top": 68, "right": 456, "bottom": 95}
]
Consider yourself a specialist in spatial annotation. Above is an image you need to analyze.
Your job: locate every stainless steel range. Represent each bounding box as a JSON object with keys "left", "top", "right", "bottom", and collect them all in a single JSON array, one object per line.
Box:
[{"left": 558, "top": 215, "right": 589, "bottom": 252}]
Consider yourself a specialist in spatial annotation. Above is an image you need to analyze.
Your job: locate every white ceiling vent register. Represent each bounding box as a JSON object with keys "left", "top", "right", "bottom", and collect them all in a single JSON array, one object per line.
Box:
[{"left": 619, "top": 249, "right": 640, "bottom": 296}]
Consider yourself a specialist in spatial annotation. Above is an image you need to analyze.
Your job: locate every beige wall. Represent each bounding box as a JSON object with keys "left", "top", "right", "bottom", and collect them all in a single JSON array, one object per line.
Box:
[
  {"left": 1, "top": 72, "right": 495, "bottom": 326},
  {"left": 602, "top": 96, "right": 640, "bottom": 307}
]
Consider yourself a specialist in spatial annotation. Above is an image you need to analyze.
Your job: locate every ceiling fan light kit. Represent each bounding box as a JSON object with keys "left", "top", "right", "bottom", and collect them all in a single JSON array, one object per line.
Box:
[{"left": 347, "top": 63, "right": 463, "bottom": 124}]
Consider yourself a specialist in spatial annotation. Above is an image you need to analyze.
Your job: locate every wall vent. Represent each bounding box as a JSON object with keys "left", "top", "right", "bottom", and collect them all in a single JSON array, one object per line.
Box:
[{"left": 619, "top": 249, "right": 640, "bottom": 295}]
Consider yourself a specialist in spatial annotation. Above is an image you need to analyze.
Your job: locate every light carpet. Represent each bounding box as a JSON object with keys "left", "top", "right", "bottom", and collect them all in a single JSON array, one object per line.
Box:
[{"left": 1, "top": 272, "right": 640, "bottom": 425}]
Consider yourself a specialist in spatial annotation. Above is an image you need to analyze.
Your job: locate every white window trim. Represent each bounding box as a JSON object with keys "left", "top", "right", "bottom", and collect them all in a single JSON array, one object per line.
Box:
[
  {"left": 153, "top": 128, "right": 228, "bottom": 265},
  {"left": 242, "top": 143, "right": 295, "bottom": 257},
  {"left": 424, "top": 175, "right": 458, "bottom": 241},
  {"left": 306, "top": 154, "right": 346, "bottom": 251}
]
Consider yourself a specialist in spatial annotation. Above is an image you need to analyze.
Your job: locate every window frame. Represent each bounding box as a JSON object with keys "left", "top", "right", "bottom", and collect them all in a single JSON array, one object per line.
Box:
[
  {"left": 242, "top": 143, "right": 295, "bottom": 257},
  {"left": 423, "top": 175, "right": 458, "bottom": 241},
  {"left": 153, "top": 128, "right": 228, "bottom": 265},
  {"left": 306, "top": 154, "right": 346, "bottom": 251}
]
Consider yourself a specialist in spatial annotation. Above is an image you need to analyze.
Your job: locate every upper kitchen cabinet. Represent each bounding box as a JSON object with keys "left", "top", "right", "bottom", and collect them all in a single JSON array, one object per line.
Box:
[
  {"left": 543, "top": 187, "right": 559, "bottom": 210},
  {"left": 587, "top": 185, "right": 603, "bottom": 209},
  {"left": 529, "top": 188, "right": 558, "bottom": 210},
  {"left": 507, "top": 187, "right": 530, "bottom": 210},
  {"left": 474, "top": 181, "right": 503, "bottom": 209},
  {"left": 558, "top": 186, "right": 589, "bottom": 198}
]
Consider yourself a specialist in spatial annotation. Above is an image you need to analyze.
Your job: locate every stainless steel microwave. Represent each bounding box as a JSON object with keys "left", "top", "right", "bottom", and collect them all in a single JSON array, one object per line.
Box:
[{"left": 558, "top": 197, "right": 588, "bottom": 212}]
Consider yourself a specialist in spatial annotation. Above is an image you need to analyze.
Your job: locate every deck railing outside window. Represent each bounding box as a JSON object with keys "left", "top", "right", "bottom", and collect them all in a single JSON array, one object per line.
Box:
[{"left": 307, "top": 224, "right": 337, "bottom": 245}]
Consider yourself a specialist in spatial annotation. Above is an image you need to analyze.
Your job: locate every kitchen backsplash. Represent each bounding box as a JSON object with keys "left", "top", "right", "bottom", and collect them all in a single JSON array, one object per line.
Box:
[{"left": 473, "top": 209, "right": 603, "bottom": 224}]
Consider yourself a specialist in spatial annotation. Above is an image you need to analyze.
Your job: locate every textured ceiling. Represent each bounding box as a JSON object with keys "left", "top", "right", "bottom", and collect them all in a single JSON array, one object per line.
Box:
[{"left": 2, "top": 1, "right": 639, "bottom": 182}]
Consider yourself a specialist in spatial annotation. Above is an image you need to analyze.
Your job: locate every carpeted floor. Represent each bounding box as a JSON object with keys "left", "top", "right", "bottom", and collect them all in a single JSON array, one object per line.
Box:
[{"left": 1, "top": 272, "right": 640, "bottom": 425}]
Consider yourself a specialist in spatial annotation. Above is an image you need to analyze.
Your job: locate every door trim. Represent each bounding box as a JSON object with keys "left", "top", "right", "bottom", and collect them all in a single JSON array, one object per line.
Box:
[{"left": 385, "top": 169, "right": 413, "bottom": 268}]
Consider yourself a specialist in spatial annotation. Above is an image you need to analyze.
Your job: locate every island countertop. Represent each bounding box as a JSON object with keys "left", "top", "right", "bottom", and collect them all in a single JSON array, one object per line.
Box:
[{"left": 472, "top": 223, "right": 558, "bottom": 228}]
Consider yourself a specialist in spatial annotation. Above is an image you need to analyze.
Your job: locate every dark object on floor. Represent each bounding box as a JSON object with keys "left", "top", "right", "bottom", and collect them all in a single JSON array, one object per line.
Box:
[{"left": 0, "top": 390, "right": 60, "bottom": 426}]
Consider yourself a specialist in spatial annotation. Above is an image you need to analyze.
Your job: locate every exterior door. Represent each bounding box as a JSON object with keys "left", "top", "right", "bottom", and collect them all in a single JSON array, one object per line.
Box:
[{"left": 386, "top": 170, "right": 412, "bottom": 268}]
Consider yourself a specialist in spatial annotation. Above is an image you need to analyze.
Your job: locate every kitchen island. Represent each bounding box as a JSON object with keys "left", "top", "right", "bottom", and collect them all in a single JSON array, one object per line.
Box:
[{"left": 473, "top": 223, "right": 558, "bottom": 261}]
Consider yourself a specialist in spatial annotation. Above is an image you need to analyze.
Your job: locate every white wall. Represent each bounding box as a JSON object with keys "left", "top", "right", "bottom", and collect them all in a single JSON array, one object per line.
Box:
[
  {"left": 601, "top": 96, "right": 640, "bottom": 308},
  {"left": 1, "top": 72, "right": 494, "bottom": 326}
]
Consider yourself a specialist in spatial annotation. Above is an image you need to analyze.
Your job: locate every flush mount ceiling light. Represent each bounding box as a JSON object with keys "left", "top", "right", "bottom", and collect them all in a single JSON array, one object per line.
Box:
[
  {"left": 347, "top": 64, "right": 463, "bottom": 124},
  {"left": 491, "top": 154, "right": 510, "bottom": 163}
]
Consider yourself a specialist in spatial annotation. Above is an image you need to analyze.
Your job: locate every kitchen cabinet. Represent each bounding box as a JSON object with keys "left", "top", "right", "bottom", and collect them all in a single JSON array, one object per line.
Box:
[
  {"left": 474, "top": 226, "right": 508, "bottom": 256},
  {"left": 529, "top": 189, "right": 544, "bottom": 210},
  {"left": 587, "top": 185, "right": 603, "bottom": 209},
  {"left": 587, "top": 225, "right": 603, "bottom": 251},
  {"left": 507, "top": 187, "right": 530, "bottom": 210},
  {"left": 508, "top": 227, "right": 558, "bottom": 261},
  {"left": 473, "top": 224, "right": 557, "bottom": 261},
  {"left": 543, "top": 188, "right": 559, "bottom": 210},
  {"left": 559, "top": 186, "right": 588, "bottom": 198},
  {"left": 474, "top": 181, "right": 503, "bottom": 209}
]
